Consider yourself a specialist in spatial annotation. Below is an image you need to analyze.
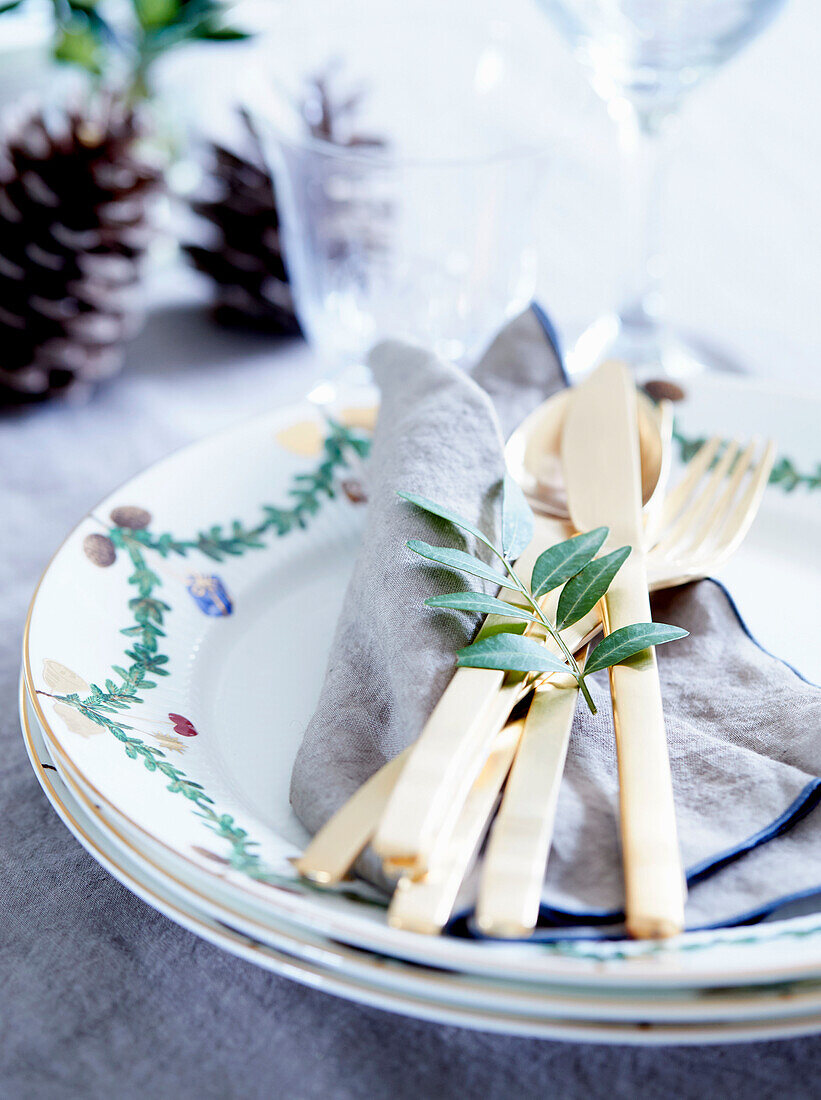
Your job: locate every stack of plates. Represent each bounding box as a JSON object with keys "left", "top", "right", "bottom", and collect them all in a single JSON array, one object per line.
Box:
[{"left": 21, "top": 374, "right": 821, "bottom": 1044}]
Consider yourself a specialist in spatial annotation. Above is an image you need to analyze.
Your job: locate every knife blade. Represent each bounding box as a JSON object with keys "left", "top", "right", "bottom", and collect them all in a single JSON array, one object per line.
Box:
[{"left": 561, "top": 361, "right": 685, "bottom": 939}]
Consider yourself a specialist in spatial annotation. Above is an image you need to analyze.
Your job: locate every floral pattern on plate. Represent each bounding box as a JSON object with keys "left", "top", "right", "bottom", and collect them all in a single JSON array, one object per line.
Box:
[{"left": 34, "top": 415, "right": 375, "bottom": 901}]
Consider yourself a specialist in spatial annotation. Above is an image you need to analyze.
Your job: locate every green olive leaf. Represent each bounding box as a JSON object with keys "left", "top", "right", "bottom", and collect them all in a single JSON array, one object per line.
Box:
[
  {"left": 456, "top": 632, "right": 569, "bottom": 675},
  {"left": 531, "top": 527, "right": 609, "bottom": 599},
  {"left": 501, "top": 474, "right": 534, "bottom": 561},
  {"left": 583, "top": 623, "right": 689, "bottom": 676},
  {"left": 426, "top": 592, "right": 538, "bottom": 623},
  {"left": 406, "top": 541, "right": 509, "bottom": 587},
  {"left": 53, "top": 24, "right": 104, "bottom": 73},
  {"left": 397, "top": 491, "right": 493, "bottom": 550},
  {"left": 191, "top": 25, "right": 252, "bottom": 40},
  {"left": 555, "top": 546, "right": 631, "bottom": 630}
]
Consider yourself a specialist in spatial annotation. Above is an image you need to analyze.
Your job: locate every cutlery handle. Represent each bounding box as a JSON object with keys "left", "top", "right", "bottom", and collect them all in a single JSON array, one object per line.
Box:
[
  {"left": 296, "top": 510, "right": 602, "bottom": 886},
  {"left": 295, "top": 604, "right": 602, "bottom": 886},
  {"left": 603, "top": 553, "right": 686, "bottom": 939},
  {"left": 371, "top": 518, "right": 558, "bottom": 872},
  {"left": 295, "top": 748, "right": 409, "bottom": 883},
  {"left": 374, "top": 585, "right": 599, "bottom": 874},
  {"left": 387, "top": 720, "right": 524, "bottom": 934},
  {"left": 375, "top": 669, "right": 525, "bottom": 875},
  {"left": 476, "top": 668, "right": 580, "bottom": 938}
]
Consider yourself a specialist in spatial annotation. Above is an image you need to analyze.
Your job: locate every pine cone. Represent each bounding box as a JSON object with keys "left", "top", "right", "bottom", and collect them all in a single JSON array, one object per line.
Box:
[
  {"left": 0, "top": 98, "right": 160, "bottom": 407},
  {"left": 184, "top": 119, "right": 299, "bottom": 335},
  {"left": 185, "top": 67, "right": 386, "bottom": 335}
]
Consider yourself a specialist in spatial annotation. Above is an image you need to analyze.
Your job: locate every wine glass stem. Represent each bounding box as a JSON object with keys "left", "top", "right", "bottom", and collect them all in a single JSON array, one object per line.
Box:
[{"left": 616, "top": 105, "right": 674, "bottom": 345}]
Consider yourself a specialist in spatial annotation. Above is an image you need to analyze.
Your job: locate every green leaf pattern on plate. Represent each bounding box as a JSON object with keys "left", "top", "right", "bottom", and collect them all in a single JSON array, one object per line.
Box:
[{"left": 45, "top": 419, "right": 385, "bottom": 906}]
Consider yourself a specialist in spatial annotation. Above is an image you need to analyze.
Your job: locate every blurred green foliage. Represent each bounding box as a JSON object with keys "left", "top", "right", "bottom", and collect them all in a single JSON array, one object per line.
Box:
[{"left": 1, "top": 0, "right": 251, "bottom": 99}]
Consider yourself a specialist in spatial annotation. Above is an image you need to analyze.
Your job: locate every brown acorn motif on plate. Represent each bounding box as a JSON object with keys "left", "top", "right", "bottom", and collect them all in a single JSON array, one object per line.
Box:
[
  {"left": 642, "top": 379, "right": 686, "bottom": 403},
  {"left": 83, "top": 533, "right": 117, "bottom": 567},
  {"left": 42, "top": 415, "right": 376, "bottom": 894},
  {"left": 110, "top": 505, "right": 152, "bottom": 529}
]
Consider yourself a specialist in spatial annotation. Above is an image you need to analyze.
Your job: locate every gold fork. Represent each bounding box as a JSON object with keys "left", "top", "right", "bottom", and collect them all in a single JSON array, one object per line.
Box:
[{"left": 296, "top": 431, "right": 775, "bottom": 926}]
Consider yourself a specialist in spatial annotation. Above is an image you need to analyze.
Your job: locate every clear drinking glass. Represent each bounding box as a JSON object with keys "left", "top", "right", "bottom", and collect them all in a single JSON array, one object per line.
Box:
[
  {"left": 537, "top": 0, "right": 788, "bottom": 378},
  {"left": 246, "top": 1, "right": 549, "bottom": 373}
]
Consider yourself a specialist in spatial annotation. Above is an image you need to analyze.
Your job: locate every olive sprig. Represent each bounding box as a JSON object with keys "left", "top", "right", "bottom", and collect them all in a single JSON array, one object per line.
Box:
[{"left": 400, "top": 477, "right": 687, "bottom": 714}]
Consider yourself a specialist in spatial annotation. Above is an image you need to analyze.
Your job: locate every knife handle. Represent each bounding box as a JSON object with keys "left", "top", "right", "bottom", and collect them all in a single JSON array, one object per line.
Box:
[
  {"left": 372, "top": 514, "right": 566, "bottom": 873},
  {"left": 476, "top": 667, "right": 580, "bottom": 938},
  {"left": 295, "top": 748, "right": 410, "bottom": 883},
  {"left": 602, "top": 553, "right": 686, "bottom": 940},
  {"left": 387, "top": 720, "right": 524, "bottom": 934},
  {"left": 373, "top": 588, "right": 604, "bottom": 875}
]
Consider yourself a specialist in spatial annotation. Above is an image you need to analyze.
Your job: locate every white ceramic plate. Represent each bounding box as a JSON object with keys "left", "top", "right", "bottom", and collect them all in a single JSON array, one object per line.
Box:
[
  {"left": 22, "top": 680, "right": 821, "bottom": 1044},
  {"left": 22, "top": 376, "right": 821, "bottom": 990},
  {"left": 28, "top": 679, "right": 821, "bottom": 1027}
]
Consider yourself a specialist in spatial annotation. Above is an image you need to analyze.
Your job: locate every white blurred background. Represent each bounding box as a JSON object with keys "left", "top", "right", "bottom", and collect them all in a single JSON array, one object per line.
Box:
[{"left": 4, "top": 0, "right": 817, "bottom": 389}]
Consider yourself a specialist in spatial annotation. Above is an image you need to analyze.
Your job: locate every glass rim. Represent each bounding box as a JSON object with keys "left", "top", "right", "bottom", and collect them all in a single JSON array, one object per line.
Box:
[
  {"left": 241, "top": 50, "right": 553, "bottom": 172},
  {"left": 248, "top": 105, "right": 551, "bottom": 169}
]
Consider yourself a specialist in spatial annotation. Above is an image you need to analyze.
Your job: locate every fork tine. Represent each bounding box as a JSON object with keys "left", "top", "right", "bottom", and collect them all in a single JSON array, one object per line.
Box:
[
  {"left": 658, "top": 435, "right": 723, "bottom": 534},
  {"left": 655, "top": 439, "right": 741, "bottom": 557},
  {"left": 705, "top": 439, "right": 777, "bottom": 566},
  {"left": 685, "top": 438, "right": 759, "bottom": 557}
]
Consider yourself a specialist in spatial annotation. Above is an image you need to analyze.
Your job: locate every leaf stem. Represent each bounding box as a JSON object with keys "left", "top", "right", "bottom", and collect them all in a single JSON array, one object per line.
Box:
[{"left": 489, "top": 546, "right": 597, "bottom": 714}]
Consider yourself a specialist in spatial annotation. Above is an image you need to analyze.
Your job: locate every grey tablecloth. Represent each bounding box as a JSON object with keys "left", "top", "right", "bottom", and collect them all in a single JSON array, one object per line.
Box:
[{"left": 1, "top": 291, "right": 819, "bottom": 1099}]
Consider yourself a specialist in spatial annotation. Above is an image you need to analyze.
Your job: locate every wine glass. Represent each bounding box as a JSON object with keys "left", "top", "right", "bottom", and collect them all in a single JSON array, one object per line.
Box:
[
  {"left": 245, "top": 0, "right": 550, "bottom": 376},
  {"left": 537, "top": 0, "right": 788, "bottom": 379}
]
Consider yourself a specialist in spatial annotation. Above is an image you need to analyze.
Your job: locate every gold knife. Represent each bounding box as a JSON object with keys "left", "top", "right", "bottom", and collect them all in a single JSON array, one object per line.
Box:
[
  {"left": 560, "top": 362, "right": 685, "bottom": 939},
  {"left": 476, "top": 657, "right": 582, "bottom": 938},
  {"left": 387, "top": 718, "right": 525, "bottom": 934}
]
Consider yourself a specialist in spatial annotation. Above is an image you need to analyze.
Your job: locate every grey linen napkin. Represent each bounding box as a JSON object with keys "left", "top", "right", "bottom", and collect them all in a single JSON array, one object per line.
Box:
[{"left": 290, "top": 307, "right": 821, "bottom": 933}]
